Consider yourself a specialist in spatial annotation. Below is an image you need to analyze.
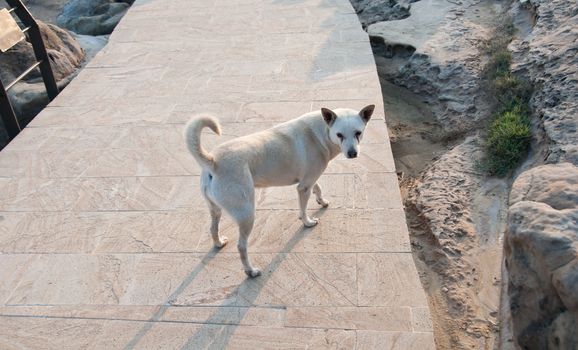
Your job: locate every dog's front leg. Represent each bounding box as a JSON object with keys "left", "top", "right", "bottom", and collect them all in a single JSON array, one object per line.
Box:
[
  {"left": 312, "top": 183, "right": 329, "bottom": 208},
  {"left": 297, "top": 183, "right": 319, "bottom": 227}
]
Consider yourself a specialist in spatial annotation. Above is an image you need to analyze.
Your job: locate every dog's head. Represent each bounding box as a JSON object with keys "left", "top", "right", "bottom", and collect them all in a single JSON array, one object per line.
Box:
[{"left": 322, "top": 105, "right": 375, "bottom": 159}]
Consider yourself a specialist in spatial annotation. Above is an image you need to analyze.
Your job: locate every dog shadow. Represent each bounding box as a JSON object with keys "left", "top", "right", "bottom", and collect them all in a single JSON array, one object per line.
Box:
[
  {"left": 123, "top": 207, "right": 327, "bottom": 350},
  {"left": 178, "top": 207, "right": 327, "bottom": 349},
  {"left": 122, "top": 247, "right": 221, "bottom": 350}
]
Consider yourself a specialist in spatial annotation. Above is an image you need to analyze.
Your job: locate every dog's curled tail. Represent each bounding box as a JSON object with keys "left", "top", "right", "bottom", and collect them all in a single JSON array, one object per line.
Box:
[{"left": 184, "top": 115, "right": 222, "bottom": 170}]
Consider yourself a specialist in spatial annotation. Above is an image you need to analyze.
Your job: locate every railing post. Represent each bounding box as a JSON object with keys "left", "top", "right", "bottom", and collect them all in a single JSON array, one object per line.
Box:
[
  {"left": 0, "top": 82, "right": 21, "bottom": 138},
  {"left": 5, "top": 0, "right": 59, "bottom": 100}
]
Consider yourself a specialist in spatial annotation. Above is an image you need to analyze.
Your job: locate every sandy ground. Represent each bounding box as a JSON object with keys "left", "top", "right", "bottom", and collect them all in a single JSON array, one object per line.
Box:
[{"left": 379, "top": 80, "right": 446, "bottom": 178}]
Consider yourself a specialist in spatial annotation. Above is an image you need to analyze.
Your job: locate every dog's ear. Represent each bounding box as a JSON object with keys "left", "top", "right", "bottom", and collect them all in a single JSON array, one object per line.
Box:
[
  {"left": 321, "top": 108, "right": 337, "bottom": 126},
  {"left": 359, "top": 104, "right": 375, "bottom": 124}
]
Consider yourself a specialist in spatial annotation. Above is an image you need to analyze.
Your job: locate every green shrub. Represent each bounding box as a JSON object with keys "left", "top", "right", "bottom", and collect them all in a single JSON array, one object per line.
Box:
[
  {"left": 485, "top": 107, "right": 531, "bottom": 176},
  {"left": 491, "top": 74, "right": 533, "bottom": 110},
  {"left": 486, "top": 50, "right": 512, "bottom": 80},
  {"left": 481, "top": 17, "right": 533, "bottom": 176}
]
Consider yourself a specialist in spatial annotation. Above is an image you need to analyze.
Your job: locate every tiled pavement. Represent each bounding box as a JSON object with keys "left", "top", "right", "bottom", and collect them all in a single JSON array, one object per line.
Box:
[{"left": 0, "top": 0, "right": 435, "bottom": 348}]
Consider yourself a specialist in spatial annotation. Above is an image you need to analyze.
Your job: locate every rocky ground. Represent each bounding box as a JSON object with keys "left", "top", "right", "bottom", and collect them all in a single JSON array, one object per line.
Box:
[
  {"left": 354, "top": 0, "right": 510, "bottom": 348},
  {"left": 353, "top": 0, "right": 576, "bottom": 348}
]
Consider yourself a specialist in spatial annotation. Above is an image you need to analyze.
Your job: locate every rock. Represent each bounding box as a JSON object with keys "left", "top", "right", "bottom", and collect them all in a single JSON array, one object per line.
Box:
[
  {"left": 368, "top": 0, "right": 494, "bottom": 134},
  {"left": 510, "top": 0, "right": 578, "bottom": 164},
  {"left": 57, "top": 0, "right": 133, "bottom": 35},
  {"left": 411, "top": 137, "right": 481, "bottom": 242},
  {"left": 553, "top": 260, "right": 578, "bottom": 315},
  {"left": 40, "top": 22, "right": 85, "bottom": 79},
  {"left": 506, "top": 163, "right": 578, "bottom": 350},
  {"left": 548, "top": 311, "right": 578, "bottom": 349},
  {"left": 348, "top": 0, "right": 415, "bottom": 28},
  {"left": 0, "top": 21, "right": 84, "bottom": 84},
  {"left": 17, "top": 0, "right": 71, "bottom": 24},
  {"left": 408, "top": 136, "right": 506, "bottom": 349},
  {"left": 71, "top": 34, "right": 109, "bottom": 62},
  {"left": 368, "top": 0, "right": 455, "bottom": 51},
  {"left": 509, "top": 163, "right": 578, "bottom": 210},
  {"left": 7, "top": 79, "right": 66, "bottom": 122}
]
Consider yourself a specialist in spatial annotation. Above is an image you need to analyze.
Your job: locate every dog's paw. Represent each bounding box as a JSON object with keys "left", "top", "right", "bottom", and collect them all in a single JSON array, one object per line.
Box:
[
  {"left": 245, "top": 268, "right": 262, "bottom": 278},
  {"left": 214, "top": 237, "right": 228, "bottom": 249},
  {"left": 303, "top": 217, "right": 319, "bottom": 227},
  {"left": 316, "top": 198, "right": 330, "bottom": 208}
]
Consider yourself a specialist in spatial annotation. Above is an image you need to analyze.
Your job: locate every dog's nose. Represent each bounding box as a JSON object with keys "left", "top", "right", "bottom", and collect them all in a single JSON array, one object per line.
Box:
[{"left": 347, "top": 150, "right": 358, "bottom": 158}]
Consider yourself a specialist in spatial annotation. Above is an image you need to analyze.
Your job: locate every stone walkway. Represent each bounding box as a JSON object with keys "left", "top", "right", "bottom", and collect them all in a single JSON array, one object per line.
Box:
[{"left": 0, "top": 0, "right": 434, "bottom": 348}]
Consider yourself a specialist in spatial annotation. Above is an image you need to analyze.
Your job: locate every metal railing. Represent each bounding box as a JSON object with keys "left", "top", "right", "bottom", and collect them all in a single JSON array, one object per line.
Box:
[{"left": 0, "top": 0, "right": 59, "bottom": 140}]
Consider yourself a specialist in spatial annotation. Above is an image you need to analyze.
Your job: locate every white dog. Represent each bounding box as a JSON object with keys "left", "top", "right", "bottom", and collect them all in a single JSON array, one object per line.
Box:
[{"left": 185, "top": 105, "right": 375, "bottom": 277}]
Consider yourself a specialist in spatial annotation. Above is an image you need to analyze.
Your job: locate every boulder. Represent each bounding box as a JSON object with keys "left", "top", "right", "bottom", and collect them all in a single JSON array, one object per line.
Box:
[
  {"left": 506, "top": 163, "right": 578, "bottom": 350},
  {"left": 0, "top": 21, "right": 84, "bottom": 84},
  {"left": 72, "top": 34, "right": 109, "bottom": 62},
  {"left": 57, "top": 0, "right": 133, "bottom": 35}
]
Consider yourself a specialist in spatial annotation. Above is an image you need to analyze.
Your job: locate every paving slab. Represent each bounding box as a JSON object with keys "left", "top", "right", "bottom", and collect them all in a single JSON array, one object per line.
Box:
[{"left": 0, "top": 0, "right": 434, "bottom": 348}]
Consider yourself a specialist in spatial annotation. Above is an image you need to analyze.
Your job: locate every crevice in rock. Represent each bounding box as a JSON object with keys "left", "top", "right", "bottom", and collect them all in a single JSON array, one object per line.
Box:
[{"left": 369, "top": 35, "right": 416, "bottom": 59}]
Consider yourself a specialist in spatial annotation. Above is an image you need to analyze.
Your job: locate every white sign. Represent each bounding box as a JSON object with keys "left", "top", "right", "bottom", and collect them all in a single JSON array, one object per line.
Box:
[{"left": 0, "top": 8, "right": 24, "bottom": 53}]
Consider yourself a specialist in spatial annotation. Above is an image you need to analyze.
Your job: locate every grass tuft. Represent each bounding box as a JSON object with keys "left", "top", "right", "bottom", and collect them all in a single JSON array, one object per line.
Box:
[
  {"left": 485, "top": 107, "right": 531, "bottom": 175},
  {"left": 491, "top": 74, "right": 533, "bottom": 111},
  {"left": 486, "top": 50, "right": 512, "bottom": 80},
  {"left": 481, "top": 17, "right": 533, "bottom": 176}
]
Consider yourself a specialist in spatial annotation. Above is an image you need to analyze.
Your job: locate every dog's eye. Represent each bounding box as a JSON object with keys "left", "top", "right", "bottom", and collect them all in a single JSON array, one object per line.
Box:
[
  {"left": 336, "top": 133, "right": 343, "bottom": 140},
  {"left": 355, "top": 131, "right": 362, "bottom": 138}
]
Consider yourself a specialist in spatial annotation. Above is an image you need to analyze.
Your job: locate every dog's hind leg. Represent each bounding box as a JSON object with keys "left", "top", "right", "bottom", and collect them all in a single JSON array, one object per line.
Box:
[
  {"left": 236, "top": 213, "right": 261, "bottom": 278},
  {"left": 312, "top": 183, "right": 329, "bottom": 208},
  {"left": 207, "top": 200, "right": 228, "bottom": 248},
  {"left": 211, "top": 168, "right": 261, "bottom": 278},
  {"left": 201, "top": 171, "right": 228, "bottom": 248},
  {"left": 297, "top": 183, "right": 319, "bottom": 227}
]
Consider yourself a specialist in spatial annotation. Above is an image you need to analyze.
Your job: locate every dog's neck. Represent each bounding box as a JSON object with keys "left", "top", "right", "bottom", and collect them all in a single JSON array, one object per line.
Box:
[{"left": 324, "top": 127, "right": 341, "bottom": 160}]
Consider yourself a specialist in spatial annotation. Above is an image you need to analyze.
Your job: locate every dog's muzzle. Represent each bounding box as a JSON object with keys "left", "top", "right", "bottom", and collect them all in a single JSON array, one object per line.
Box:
[{"left": 347, "top": 149, "right": 358, "bottom": 158}]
